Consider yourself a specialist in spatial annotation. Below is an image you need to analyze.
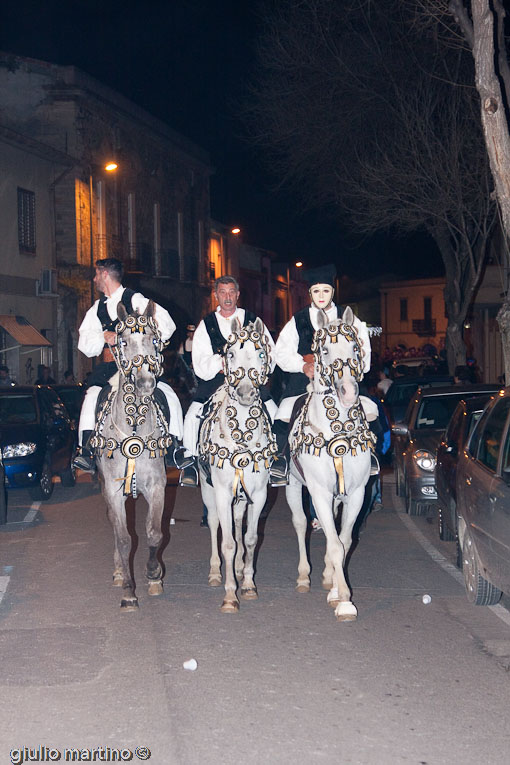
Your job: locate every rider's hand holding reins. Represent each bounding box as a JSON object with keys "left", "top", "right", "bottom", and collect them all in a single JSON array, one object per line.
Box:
[
  {"left": 302, "top": 354, "right": 314, "bottom": 379},
  {"left": 104, "top": 330, "right": 117, "bottom": 346}
]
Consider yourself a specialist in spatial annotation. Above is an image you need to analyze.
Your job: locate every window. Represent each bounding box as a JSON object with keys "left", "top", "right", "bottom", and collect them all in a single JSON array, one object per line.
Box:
[
  {"left": 424, "top": 297, "right": 432, "bottom": 322},
  {"left": 17, "top": 188, "right": 36, "bottom": 253},
  {"left": 476, "top": 399, "right": 510, "bottom": 471},
  {"left": 400, "top": 298, "right": 408, "bottom": 321}
]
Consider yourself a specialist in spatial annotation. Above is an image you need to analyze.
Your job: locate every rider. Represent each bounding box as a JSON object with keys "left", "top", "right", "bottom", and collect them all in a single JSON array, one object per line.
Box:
[
  {"left": 179, "top": 275, "right": 277, "bottom": 487},
  {"left": 73, "top": 257, "right": 185, "bottom": 472},
  {"left": 269, "top": 264, "right": 379, "bottom": 486}
]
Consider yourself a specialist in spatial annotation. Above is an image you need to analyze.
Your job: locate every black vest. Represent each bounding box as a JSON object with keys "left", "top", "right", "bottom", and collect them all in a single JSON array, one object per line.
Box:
[
  {"left": 194, "top": 309, "right": 266, "bottom": 404},
  {"left": 282, "top": 305, "right": 342, "bottom": 400},
  {"left": 97, "top": 288, "right": 135, "bottom": 332}
]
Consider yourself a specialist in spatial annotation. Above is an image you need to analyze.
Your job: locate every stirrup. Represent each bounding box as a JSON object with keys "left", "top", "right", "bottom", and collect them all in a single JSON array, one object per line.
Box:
[
  {"left": 73, "top": 450, "right": 96, "bottom": 473},
  {"left": 370, "top": 454, "right": 380, "bottom": 476},
  {"left": 270, "top": 455, "right": 288, "bottom": 487},
  {"left": 166, "top": 442, "right": 194, "bottom": 470},
  {"left": 179, "top": 462, "right": 199, "bottom": 488}
]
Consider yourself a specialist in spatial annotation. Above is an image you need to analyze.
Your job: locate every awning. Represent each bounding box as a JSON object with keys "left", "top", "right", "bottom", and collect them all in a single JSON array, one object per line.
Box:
[{"left": 0, "top": 315, "right": 52, "bottom": 348}]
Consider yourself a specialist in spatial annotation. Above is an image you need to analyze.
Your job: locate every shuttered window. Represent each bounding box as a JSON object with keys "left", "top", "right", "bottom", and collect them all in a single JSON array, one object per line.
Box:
[{"left": 17, "top": 188, "right": 36, "bottom": 253}]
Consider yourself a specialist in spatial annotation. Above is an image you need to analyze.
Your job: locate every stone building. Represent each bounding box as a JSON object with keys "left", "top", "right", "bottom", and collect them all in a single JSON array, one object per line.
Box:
[{"left": 0, "top": 52, "right": 213, "bottom": 381}]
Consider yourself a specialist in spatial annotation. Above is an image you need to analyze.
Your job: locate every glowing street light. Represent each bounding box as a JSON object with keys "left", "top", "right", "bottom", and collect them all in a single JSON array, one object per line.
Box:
[
  {"left": 105, "top": 162, "right": 118, "bottom": 172},
  {"left": 231, "top": 227, "right": 241, "bottom": 235}
]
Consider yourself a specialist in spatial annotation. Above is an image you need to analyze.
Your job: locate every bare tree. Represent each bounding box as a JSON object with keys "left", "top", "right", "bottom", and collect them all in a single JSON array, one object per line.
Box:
[
  {"left": 247, "top": 0, "right": 498, "bottom": 370},
  {"left": 415, "top": 0, "right": 510, "bottom": 379}
]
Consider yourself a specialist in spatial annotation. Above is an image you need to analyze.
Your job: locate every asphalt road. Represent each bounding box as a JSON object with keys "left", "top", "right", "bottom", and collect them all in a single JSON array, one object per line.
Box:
[{"left": 1, "top": 470, "right": 510, "bottom": 765}]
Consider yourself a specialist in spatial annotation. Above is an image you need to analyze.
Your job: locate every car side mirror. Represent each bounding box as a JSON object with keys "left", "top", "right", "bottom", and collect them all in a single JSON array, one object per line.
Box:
[{"left": 392, "top": 423, "right": 409, "bottom": 436}]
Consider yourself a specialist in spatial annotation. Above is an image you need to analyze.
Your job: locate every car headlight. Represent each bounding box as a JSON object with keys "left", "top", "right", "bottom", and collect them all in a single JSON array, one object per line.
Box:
[
  {"left": 413, "top": 449, "right": 436, "bottom": 471},
  {"left": 2, "top": 442, "right": 37, "bottom": 458}
]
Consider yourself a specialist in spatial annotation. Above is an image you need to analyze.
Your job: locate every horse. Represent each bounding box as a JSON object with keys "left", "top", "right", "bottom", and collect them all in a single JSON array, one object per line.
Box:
[
  {"left": 90, "top": 301, "right": 172, "bottom": 611},
  {"left": 198, "top": 317, "right": 276, "bottom": 613},
  {"left": 286, "top": 306, "right": 375, "bottom": 621}
]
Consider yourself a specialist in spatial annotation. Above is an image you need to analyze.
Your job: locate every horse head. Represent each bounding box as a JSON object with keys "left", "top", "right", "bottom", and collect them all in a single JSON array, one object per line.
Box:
[
  {"left": 224, "top": 317, "right": 271, "bottom": 406},
  {"left": 312, "top": 306, "right": 371, "bottom": 409},
  {"left": 115, "top": 300, "right": 163, "bottom": 396}
]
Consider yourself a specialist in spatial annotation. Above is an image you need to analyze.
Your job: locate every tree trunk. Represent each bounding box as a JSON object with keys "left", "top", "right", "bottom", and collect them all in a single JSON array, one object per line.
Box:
[
  {"left": 497, "top": 299, "right": 510, "bottom": 384},
  {"left": 445, "top": 320, "right": 466, "bottom": 374}
]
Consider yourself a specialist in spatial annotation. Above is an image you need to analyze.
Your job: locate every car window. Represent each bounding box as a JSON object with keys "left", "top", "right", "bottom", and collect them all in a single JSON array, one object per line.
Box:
[
  {"left": 0, "top": 394, "right": 37, "bottom": 424},
  {"left": 415, "top": 396, "right": 461, "bottom": 430},
  {"left": 445, "top": 405, "right": 463, "bottom": 444},
  {"left": 476, "top": 399, "right": 510, "bottom": 472},
  {"left": 386, "top": 382, "right": 418, "bottom": 406}
]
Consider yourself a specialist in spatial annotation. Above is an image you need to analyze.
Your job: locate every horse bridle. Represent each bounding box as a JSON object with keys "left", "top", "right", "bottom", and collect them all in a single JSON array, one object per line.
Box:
[
  {"left": 111, "top": 314, "right": 164, "bottom": 379},
  {"left": 224, "top": 326, "right": 271, "bottom": 389},
  {"left": 311, "top": 322, "right": 364, "bottom": 388}
]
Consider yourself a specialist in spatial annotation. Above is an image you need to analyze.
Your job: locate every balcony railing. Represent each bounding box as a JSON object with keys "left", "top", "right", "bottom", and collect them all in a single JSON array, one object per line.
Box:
[{"left": 412, "top": 319, "right": 436, "bottom": 337}]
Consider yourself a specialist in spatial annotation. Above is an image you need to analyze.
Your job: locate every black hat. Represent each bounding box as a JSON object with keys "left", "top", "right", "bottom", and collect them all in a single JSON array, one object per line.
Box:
[{"left": 303, "top": 264, "right": 336, "bottom": 289}]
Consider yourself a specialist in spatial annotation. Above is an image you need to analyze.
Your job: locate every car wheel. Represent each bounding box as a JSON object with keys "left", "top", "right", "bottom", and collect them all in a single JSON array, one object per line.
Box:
[
  {"left": 405, "top": 476, "right": 423, "bottom": 516},
  {"left": 438, "top": 506, "right": 455, "bottom": 541},
  {"left": 60, "top": 463, "right": 76, "bottom": 487},
  {"left": 29, "top": 461, "right": 54, "bottom": 501},
  {"left": 461, "top": 525, "right": 502, "bottom": 605}
]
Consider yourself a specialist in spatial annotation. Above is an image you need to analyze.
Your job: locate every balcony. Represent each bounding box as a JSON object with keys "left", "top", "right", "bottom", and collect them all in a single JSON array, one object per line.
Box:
[{"left": 412, "top": 319, "right": 436, "bottom": 337}]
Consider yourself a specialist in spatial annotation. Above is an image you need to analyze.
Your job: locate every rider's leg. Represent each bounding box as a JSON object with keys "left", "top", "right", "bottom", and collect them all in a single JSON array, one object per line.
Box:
[
  {"left": 74, "top": 386, "right": 101, "bottom": 472},
  {"left": 156, "top": 381, "right": 192, "bottom": 469},
  {"left": 269, "top": 418, "right": 290, "bottom": 487},
  {"left": 179, "top": 401, "right": 203, "bottom": 487},
  {"left": 359, "top": 395, "right": 381, "bottom": 475}
]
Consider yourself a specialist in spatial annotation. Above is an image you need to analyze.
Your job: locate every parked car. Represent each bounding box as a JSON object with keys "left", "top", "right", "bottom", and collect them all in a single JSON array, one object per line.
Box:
[
  {"left": 435, "top": 394, "right": 495, "bottom": 550},
  {"left": 455, "top": 388, "right": 510, "bottom": 604},
  {"left": 393, "top": 384, "right": 500, "bottom": 515},
  {"left": 0, "top": 385, "right": 76, "bottom": 500},
  {"left": 51, "top": 383, "right": 86, "bottom": 428},
  {"left": 380, "top": 374, "right": 452, "bottom": 431}
]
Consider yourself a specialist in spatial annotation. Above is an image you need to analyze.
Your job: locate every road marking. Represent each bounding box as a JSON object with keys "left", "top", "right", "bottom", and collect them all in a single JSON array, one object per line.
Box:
[{"left": 398, "top": 512, "right": 510, "bottom": 627}]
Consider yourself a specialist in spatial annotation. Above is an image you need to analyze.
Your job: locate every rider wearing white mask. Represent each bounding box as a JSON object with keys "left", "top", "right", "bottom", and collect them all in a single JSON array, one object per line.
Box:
[
  {"left": 270, "top": 264, "right": 379, "bottom": 486},
  {"left": 74, "top": 257, "right": 185, "bottom": 472},
  {"left": 179, "top": 275, "right": 277, "bottom": 487}
]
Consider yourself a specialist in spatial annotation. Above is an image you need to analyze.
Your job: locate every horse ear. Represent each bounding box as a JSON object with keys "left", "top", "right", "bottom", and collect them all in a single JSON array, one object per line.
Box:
[
  {"left": 254, "top": 317, "right": 264, "bottom": 334},
  {"left": 316, "top": 309, "right": 328, "bottom": 329},
  {"left": 342, "top": 306, "right": 354, "bottom": 325},
  {"left": 117, "top": 303, "right": 128, "bottom": 321},
  {"left": 230, "top": 317, "right": 242, "bottom": 334},
  {"left": 144, "top": 300, "right": 155, "bottom": 318}
]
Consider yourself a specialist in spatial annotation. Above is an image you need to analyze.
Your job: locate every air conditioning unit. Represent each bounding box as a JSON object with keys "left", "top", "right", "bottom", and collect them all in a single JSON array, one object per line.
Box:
[{"left": 36, "top": 268, "right": 58, "bottom": 296}]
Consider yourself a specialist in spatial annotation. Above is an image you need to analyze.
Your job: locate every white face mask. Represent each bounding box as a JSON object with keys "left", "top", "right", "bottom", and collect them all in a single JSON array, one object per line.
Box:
[{"left": 309, "top": 284, "right": 334, "bottom": 310}]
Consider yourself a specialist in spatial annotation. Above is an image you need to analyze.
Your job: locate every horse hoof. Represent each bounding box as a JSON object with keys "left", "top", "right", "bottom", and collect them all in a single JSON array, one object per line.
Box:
[
  {"left": 112, "top": 573, "right": 124, "bottom": 587},
  {"left": 120, "top": 598, "right": 139, "bottom": 612},
  {"left": 208, "top": 575, "right": 222, "bottom": 587},
  {"left": 240, "top": 587, "right": 258, "bottom": 600},
  {"left": 220, "top": 600, "right": 239, "bottom": 613},
  {"left": 148, "top": 580, "right": 163, "bottom": 596},
  {"left": 335, "top": 601, "right": 357, "bottom": 621},
  {"left": 296, "top": 583, "right": 310, "bottom": 593}
]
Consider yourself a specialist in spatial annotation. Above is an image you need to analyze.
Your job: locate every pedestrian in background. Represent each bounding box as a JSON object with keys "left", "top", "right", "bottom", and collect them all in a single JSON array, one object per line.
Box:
[{"left": 178, "top": 324, "right": 196, "bottom": 369}]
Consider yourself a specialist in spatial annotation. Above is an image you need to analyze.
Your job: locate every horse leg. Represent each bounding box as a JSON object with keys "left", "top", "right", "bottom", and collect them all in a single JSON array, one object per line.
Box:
[
  {"left": 216, "top": 484, "right": 239, "bottom": 613},
  {"left": 240, "top": 486, "right": 267, "bottom": 600},
  {"left": 145, "top": 473, "right": 165, "bottom": 596},
  {"left": 322, "top": 497, "right": 341, "bottom": 589},
  {"left": 310, "top": 485, "right": 357, "bottom": 621},
  {"left": 233, "top": 501, "right": 246, "bottom": 583},
  {"left": 104, "top": 489, "right": 138, "bottom": 611},
  {"left": 202, "top": 477, "right": 222, "bottom": 586},
  {"left": 286, "top": 477, "right": 311, "bottom": 592},
  {"left": 331, "top": 486, "right": 366, "bottom": 621}
]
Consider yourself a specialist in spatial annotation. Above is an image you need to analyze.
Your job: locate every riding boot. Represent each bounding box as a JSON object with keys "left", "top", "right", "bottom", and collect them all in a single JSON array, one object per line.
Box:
[
  {"left": 165, "top": 438, "right": 195, "bottom": 470},
  {"left": 270, "top": 420, "right": 289, "bottom": 487},
  {"left": 179, "top": 458, "right": 199, "bottom": 488},
  {"left": 73, "top": 430, "right": 96, "bottom": 473}
]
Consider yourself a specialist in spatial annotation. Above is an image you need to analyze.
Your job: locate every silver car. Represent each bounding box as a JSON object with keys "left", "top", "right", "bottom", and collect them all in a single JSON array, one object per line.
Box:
[
  {"left": 457, "top": 388, "right": 510, "bottom": 605},
  {"left": 393, "top": 384, "right": 499, "bottom": 516}
]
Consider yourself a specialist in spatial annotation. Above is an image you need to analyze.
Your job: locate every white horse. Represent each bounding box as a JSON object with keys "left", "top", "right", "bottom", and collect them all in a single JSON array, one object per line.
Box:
[
  {"left": 199, "top": 318, "right": 276, "bottom": 613},
  {"left": 91, "top": 301, "right": 171, "bottom": 611},
  {"left": 286, "top": 306, "right": 374, "bottom": 621}
]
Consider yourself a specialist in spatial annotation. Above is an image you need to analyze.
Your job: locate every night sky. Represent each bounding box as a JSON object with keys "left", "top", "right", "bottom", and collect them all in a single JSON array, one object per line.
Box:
[{"left": 0, "top": 0, "right": 443, "bottom": 279}]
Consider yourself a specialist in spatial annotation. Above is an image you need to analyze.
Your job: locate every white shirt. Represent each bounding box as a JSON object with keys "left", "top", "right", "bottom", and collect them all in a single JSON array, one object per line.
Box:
[
  {"left": 275, "top": 303, "right": 339, "bottom": 374},
  {"left": 192, "top": 306, "right": 275, "bottom": 381},
  {"left": 78, "top": 285, "right": 176, "bottom": 358}
]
